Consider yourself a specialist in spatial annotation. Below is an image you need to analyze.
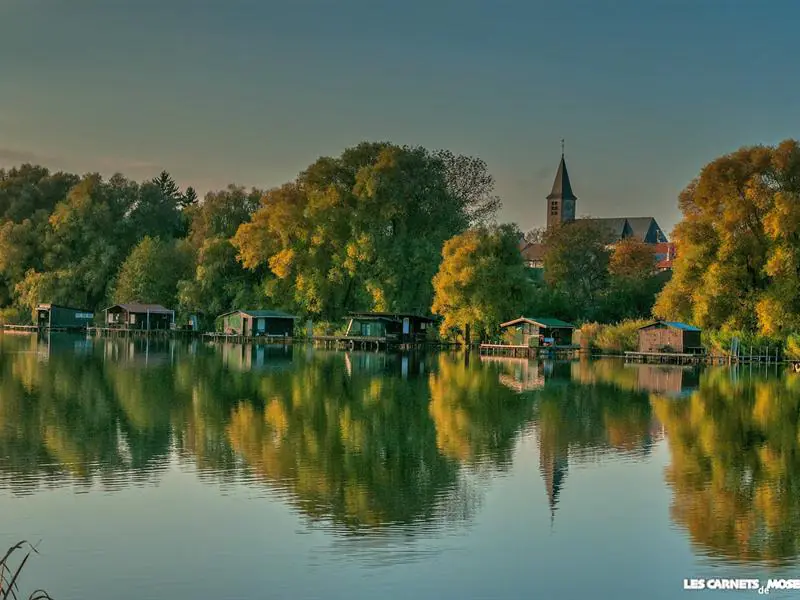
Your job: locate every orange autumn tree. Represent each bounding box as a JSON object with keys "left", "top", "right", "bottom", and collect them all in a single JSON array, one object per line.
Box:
[{"left": 654, "top": 139, "right": 800, "bottom": 335}]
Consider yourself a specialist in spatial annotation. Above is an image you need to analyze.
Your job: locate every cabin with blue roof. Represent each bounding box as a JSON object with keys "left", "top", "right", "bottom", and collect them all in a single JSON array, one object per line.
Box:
[{"left": 637, "top": 321, "right": 703, "bottom": 354}]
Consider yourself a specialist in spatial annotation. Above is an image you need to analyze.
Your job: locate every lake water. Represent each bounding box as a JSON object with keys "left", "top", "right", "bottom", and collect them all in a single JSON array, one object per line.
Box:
[{"left": 2, "top": 333, "right": 800, "bottom": 599}]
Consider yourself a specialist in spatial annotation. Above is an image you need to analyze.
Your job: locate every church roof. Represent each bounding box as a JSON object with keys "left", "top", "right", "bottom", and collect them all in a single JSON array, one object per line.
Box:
[
  {"left": 546, "top": 155, "right": 577, "bottom": 201},
  {"left": 576, "top": 217, "right": 629, "bottom": 241},
  {"left": 626, "top": 217, "right": 664, "bottom": 242},
  {"left": 575, "top": 217, "right": 667, "bottom": 243}
]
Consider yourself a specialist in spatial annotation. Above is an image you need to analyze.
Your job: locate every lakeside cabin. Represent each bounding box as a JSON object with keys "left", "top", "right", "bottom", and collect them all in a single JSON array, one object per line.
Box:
[
  {"left": 217, "top": 309, "right": 299, "bottom": 338},
  {"left": 499, "top": 317, "right": 576, "bottom": 347},
  {"left": 104, "top": 303, "right": 175, "bottom": 331},
  {"left": 637, "top": 321, "right": 703, "bottom": 354},
  {"left": 344, "top": 312, "right": 434, "bottom": 344},
  {"left": 36, "top": 303, "right": 94, "bottom": 331}
]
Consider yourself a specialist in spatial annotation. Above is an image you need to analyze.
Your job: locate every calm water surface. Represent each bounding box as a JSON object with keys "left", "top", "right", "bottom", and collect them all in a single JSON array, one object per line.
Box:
[{"left": 2, "top": 333, "right": 800, "bottom": 599}]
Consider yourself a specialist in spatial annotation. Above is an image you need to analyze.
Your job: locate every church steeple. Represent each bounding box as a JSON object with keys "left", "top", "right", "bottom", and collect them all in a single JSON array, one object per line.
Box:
[{"left": 546, "top": 142, "right": 577, "bottom": 229}]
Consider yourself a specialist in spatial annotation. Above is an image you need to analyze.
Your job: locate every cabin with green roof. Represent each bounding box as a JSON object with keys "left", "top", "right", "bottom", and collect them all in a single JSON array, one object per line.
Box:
[
  {"left": 499, "top": 317, "right": 576, "bottom": 347},
  {"left": 216, "top": 309, "right": 299, "bottom": 337}
]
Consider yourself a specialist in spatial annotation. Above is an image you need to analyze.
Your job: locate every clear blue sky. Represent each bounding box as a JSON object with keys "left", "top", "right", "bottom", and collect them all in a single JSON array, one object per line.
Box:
[{"left": 1, "top": 0, "right": 798, "bottom": 234}]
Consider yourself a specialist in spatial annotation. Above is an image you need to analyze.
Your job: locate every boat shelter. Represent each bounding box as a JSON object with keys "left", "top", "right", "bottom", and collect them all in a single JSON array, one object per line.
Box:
[
  {"left": 36, "top": 304, "right": 94, "bottom": 330},
  {"left": 217, "top": 309, "right": 299, "bottom": 337},
  {"left": 499, "top": 317, "right": 576, "bottom": 347},
  {"left": 344, "top": 312, "right": 435, "bottom": 343},
  {"left": 104, "top": 303, "right": 175, "bottom": 331},
  {"left": 637, "top": 321, "right": 703, "bottom": 354}
]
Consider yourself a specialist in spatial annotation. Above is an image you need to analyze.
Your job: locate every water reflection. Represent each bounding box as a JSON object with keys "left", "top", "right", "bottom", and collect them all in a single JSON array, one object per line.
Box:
[
  {"left": 653, "top": 367, "right": 800, "bottom": 567},
  {"left": 2, "top": 333, "right": 800, "bottom": 568}
]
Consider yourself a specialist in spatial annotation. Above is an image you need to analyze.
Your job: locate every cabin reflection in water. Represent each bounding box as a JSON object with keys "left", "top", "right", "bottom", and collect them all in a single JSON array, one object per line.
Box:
[
  {"left": 101, "top": 338, "right": 175, "bottom": 366},
  {"left": 343, "top": 351, "right": 428, "bottom": 379},
  {"left": 482, "top": 357, "right": 573, "bottom": 392},
  {"left": 480, "top": 356, "right": 545, "bottom": 391},
  {"left": 30, "top": 332, "right": 94, "bottom": 362},
  {"left": 627, "top": 364, "right": 699, "bottom": 397},
  {"left": 219, "top": 343, "right": 293, "bottom": 372}
]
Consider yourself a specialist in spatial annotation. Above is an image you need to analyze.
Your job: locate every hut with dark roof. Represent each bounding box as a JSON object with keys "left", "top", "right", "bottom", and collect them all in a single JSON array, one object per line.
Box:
[
  {"left": 344, "top": 312, "right": 435, "bottom": 344},
  {"left": 104, "top": 303, "right": 175, "bottom": 330},
  {"left": 217, "top": 309, "right": 299, "bottom": 337}
]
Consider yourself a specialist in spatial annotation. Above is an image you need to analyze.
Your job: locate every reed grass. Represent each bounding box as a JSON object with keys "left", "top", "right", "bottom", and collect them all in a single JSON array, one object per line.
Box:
[{"left": 0, "top": 542, "right": 52, "bottom": 600}]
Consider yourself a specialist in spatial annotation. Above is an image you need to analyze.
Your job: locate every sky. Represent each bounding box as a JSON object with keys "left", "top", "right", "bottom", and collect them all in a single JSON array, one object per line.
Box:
[{"left": 1, "top": 0, "right": 798, "bottom": 235}]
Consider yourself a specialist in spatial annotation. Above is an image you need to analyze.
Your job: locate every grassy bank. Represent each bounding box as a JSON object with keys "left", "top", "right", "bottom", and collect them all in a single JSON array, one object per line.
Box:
[{"left": 577, "top": 319, "right": 797, "bottom": 359}]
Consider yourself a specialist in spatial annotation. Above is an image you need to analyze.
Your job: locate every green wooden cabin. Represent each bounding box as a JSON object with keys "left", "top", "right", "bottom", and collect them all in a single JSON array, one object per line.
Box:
[
  {"left": 499, "top": 317, "right": 576, "bottom": 347},
  {"left": 344, "top": 312, "right": 434, "bottom": 343},
  {"left": 217, "top": 309, "right": 299, "bottom": 337},
  {"left": 36, "top": 304, "right": 94, "bottom": 330}
]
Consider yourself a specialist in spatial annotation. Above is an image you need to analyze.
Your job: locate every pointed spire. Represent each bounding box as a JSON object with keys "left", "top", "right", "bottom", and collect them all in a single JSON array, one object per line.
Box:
[
  {"left": 547, "top": 152, "right": 577, "bottom": 201},
  {"left": 539, "top": 442, "right": 568, "bottom": 527}
]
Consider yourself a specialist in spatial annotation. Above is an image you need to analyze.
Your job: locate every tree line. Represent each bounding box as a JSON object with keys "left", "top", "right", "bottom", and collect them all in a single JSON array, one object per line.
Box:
[
  {"left": 1, "top": 138, "right": 796, "bottom": 341},
  {"left": 0, "top": 142, "right": 499, "bottom": 330}
]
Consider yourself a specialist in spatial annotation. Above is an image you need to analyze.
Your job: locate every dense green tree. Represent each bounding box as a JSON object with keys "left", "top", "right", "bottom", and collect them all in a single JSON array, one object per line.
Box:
[
  {"left": 14, "top": 174, "right": 133, "bottom": 311},
  {"left": 185, "top": 185, "right": 262, "bottom": 247},
  {"left": 431, "top": 224, "right": 531, "bottom": 342},
  {"left": 127, "top": 180, "right": 185, "bottom": 242},
  {"left": 177, "top": 236, "right": 261, "bottom": 320},
  {"left": 543, "top": 220, "right": 611, "bottom": 316},
  {"left": 113, "top": 236, "right": 194, "bottom": 307},
  {"left": 0, "top": 164, "right": 79, "bottom": 222},
  {"left": 233, "top": 142, "right": 496, "bottom": 319},
  {"left": 177, "top": 185, "right": 265, "bottom": 319},
  {"left": 152, "top": 170, "right": 181, "bottom": 203},
  {"left": 181, "top": 186, "right": 198, "bottom": 209}
]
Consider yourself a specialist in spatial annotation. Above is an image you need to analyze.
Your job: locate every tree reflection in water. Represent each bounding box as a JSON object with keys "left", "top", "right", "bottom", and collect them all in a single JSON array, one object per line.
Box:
[{"left": 2, "top": 334, "right": 800, "bottom": 567}]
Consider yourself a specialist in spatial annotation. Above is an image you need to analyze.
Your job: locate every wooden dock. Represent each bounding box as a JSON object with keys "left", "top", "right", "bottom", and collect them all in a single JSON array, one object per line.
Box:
[
  {"left": 309, "top": 335, "right": 459, "bottom": 351},
  {"left": 624, "top": 351, "right": 706, "bottom": 365},
  {"left": 88, "top": 327, "right": 201, "bottom": 339},
  {"left": 625, "top": 350, "right": 784, "bottom": 365},
  {"left": 203, "top": 332, "right": 292, "bottom": 345},
  {"left": 478, "top": 343, "right": 581, "bottom": 359},
  {"left": 312, "top": 335, "right": 390, "bottom": 351}
]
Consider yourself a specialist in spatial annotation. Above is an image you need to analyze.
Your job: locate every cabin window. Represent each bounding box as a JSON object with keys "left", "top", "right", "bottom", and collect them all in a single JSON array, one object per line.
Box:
[{"left": 420, "top": 322, "right": 426, "bottom": 330}]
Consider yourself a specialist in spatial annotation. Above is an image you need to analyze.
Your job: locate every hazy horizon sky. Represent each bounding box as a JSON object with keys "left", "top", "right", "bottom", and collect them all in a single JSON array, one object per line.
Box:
[{"left": 1, "top": 0, "right": 798, "bottom": 235}]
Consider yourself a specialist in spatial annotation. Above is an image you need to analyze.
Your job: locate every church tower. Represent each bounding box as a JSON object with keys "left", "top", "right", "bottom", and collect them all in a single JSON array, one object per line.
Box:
[{"left": 546, "top": 145, "right": 577, "bottom": 229}]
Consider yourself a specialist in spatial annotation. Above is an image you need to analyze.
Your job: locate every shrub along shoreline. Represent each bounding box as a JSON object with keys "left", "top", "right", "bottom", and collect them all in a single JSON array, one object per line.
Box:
[{"left": 576, "top": 319, "right": 799, "bottom": 360}]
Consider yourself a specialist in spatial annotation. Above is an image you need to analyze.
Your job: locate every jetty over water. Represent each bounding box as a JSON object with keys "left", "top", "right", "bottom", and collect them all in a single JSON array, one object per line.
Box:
[{"left": 479, "top": 343, "right": 581, "bottom": 359}]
